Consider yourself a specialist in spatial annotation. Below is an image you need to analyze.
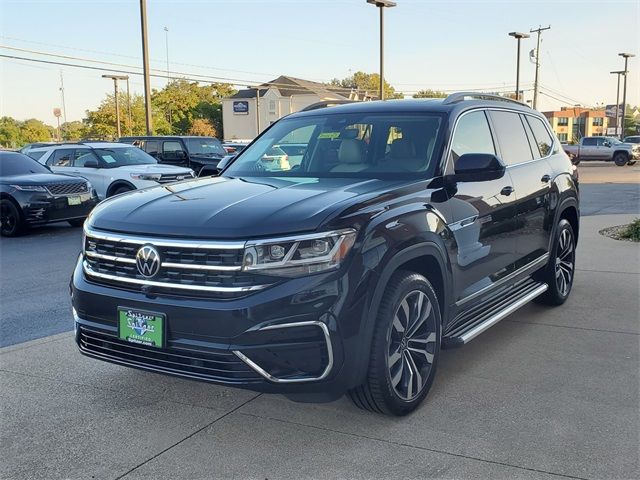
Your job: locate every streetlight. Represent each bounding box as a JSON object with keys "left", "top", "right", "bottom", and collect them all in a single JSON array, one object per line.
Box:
[
  {"left": 102, "top": 74, "right": 129, "bottom": 138},
  {"left": 619, "top": 52, "right": 635, "bottom": 139},
  {"left": 508, "top": 32, "right": 530, "bottom": 101},
  {"left": 366, "top": 0, "right": 396, "bottom": 100},
  {"left": 610, "top": 70, "right": 626, "bottom": 138},
  {"left": 139, "top": 0, "right": 153, "bottom": 135}
]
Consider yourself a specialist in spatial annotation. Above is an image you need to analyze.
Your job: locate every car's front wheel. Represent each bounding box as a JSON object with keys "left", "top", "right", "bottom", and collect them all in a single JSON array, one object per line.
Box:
[
  {"left": 1, "top": 199, "right": 25, "bottom": 237},
  {"left": 349, "top": 271, "right": 441, "bottom": 415}
]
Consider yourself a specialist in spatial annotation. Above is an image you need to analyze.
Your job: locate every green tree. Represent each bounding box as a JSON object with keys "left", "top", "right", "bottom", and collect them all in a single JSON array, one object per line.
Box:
[
  {"left": 21, "top": 119, "right": 53, "bottom": 143},
  {"left": 61, "top": 120, "right": 87, "bottom": 141},
  {"left": 413, "top": 89, "right": 448, "bottom": 99},
  {"left": 623, "top": 106, "right": 639, "bottom": 137},
  {"left": 329, "top": 71, "right": 400, "bottom": 99},
  {"left": 0, "top": 116, "right": 23, "bottom": 148}
]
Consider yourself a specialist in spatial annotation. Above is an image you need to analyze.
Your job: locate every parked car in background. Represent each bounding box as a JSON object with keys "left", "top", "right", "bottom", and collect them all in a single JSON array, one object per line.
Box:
[
  {"left": 274, "top": 143, "right": 307, "bottom": 168},
  {"left": 72, "top": 94, "right": 579, "bottom": 415},
  {"left": 28, "top": 143, "right": 194, "bottom": 200},
  {"left": 222, "top": 142, "right": 249, "bottom": 155},
  {"left": 562, "top": 136, "right": 639, "bottom": 166},
  {"left": 0, "top": 151, "right": 98, "bottom": 236},
  {"left": 623, "top": 135, "right": 640, "bottom": 144},
  {"left": 119, "top": 136, "right": 226, "bottom": 176},
  {"left": 260, "top": 145, "right": 290, "bottom": 171}
]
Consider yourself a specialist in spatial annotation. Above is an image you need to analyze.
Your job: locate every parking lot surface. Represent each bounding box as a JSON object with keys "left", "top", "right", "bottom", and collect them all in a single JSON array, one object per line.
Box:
[{"left": 1, "top": 163, "right": 639, "bottom": 479}]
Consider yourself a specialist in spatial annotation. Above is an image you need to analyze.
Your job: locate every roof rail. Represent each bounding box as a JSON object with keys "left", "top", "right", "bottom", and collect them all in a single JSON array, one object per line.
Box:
[
  {"left": 300, "top": 100, "right": 355, "bottom": 112},
  {"left": 443, "top": 92, "right": 530, "bottom": 108}
]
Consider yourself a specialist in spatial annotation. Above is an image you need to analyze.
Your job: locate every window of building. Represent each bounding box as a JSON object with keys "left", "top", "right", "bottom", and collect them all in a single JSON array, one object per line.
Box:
[
  {"left": 269, "top": 100, "right": 277, "bottom": 114},
  {"left": 557, "top": 133, "right": 568, "bottom": 142},
  {"left": 592, "top": 117, "right": 604, "bottom": 126},
  {"left": 557, "top": 117, "right": 569, "bottom": 126},
  {"left": 488, "top": 110, "right": 534, "bottom": 165}
]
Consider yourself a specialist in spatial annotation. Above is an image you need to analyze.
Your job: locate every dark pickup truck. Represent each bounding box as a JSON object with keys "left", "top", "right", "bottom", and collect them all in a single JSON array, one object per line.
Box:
[{"left": 119, "top": 136, "right": 227, "bottom": 175}]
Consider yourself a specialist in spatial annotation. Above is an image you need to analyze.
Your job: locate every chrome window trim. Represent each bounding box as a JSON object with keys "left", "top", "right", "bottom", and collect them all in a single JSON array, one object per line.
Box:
[
  {"left": 82, "top": 260, "right": 268, "bottom": 293},
  {"left": 233, "top": 320, "right": 334, "bottom": 383}
]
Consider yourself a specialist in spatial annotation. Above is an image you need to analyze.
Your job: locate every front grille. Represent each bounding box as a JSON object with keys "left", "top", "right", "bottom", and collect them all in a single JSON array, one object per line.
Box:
[
  {"left": 158, "top": 173, "right": 193, "bottom": 184},
  {"left": 46, "top": 182, "right": 88, "bottom": 195},
  {"left": 83, "top": 229, "right": 272, "bottom": 298},
  {"left": 78, "top": 327, "right": 263, "bottom": 383}
]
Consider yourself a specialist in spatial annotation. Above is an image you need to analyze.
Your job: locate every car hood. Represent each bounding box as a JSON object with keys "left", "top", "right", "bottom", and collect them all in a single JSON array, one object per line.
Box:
[
  {"left": 0, "top": 173, "right": 86, "bottom": 185},
  {"left": 88, "top": 176, "right": 405, "bottom": 238},
  {"left": 113, "top": 164, "right": 193, "bottom": 174}
]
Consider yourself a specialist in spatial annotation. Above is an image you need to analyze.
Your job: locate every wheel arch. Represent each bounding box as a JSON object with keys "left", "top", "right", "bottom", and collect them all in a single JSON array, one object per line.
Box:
[{"left": 106, "top": 180, "right": 137, "bottom": 197}]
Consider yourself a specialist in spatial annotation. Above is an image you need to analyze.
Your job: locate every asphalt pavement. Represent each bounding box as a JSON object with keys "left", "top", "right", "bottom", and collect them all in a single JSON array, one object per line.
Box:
[{"left": 1, "top": 163, "right": 639, "bottom": 479}]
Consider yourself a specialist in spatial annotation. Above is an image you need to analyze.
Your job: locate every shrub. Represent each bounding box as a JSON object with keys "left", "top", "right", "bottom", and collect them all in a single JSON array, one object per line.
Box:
[{"left": 620, "top": 218, "right": 640, "bottom": 242}]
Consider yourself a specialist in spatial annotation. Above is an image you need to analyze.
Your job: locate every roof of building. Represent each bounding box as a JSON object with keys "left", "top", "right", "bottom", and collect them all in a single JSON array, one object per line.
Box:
[{"left": 229, "top": 75, "right": 349, "bottom": 101}]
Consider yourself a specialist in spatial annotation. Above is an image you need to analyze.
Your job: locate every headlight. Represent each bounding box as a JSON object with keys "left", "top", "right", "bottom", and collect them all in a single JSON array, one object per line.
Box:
[
  {"left": 10, "top": 184, "right": 48, "bottom": 192},
  {"left": 130, "top": 173, "right": 162, "bottom": 181},
  {"left": 242, "top": 229, "right": 357, "bottom": 277}
]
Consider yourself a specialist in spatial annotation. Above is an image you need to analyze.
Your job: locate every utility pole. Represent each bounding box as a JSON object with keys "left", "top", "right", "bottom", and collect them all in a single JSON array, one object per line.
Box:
[
  {"left": 509, "top": 32, "right": 530, "bottom": 101},
  {"left": 610, "top": 70, "right": 625, "bottom": 137},
  {"left": 619, "top": 53, "right": 635, "bottom": 139},
  {"left": 140, "top": 0, "right": 153, "bottom": 134},
  {"left": 59, "top": 71, "right": 67, "bottom": 139},
  {"left": 102, "top": 75, "right": 128, "bottom": 138},
  {"left": 164, "top": 26, "right": 170, "bottom": 84},
  {"left": 125, "top": 76, "right": 133, "bottom": 135},
  {"left": 366, "top": 0, "right": 396, "bottom": 101},
  {"left": 530, "top": 25, "right": 551, "bottom": 109}
]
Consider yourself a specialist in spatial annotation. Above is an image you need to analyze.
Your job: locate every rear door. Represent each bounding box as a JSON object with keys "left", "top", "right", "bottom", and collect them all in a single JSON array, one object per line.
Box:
[
  {"left": 580, "top": 138, "right": 598, "bottom": 160},
  {"left": 160, "top": 140, "right": 188, "bottom": 167},
  {"left": 488, "top": 110, "right": 553, "bottom": 268},
  {"left": 46, "top": 148, "right": 75, "bottom": 173},
  {"left": 71, "top": 149, "right": 107, "bottom": 198},
  {"left": 441, "top": 110, "right": 519, "bottom": 305}
]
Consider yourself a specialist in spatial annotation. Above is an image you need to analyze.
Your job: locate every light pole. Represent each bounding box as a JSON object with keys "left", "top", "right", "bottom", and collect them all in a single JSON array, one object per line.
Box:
[
  {"left": 102, "top": 74, "right": 129, "bottom": 138},
  {"left": 610, "top": 70, "right": 625, "bottom": 138},
  {"left": 140, "top": 0, "right": 153, "bottom": 134},
  {"left": 366, "top": 0, "right": 396, "bottom": 101},
  {"left": 508, "top": 32, "right": 529, "bottom": 101},
  {"left": 619, "top": 52, "right": 635, "bottom": 139},
  {"left": 164, "top": 26, "right": 170, "bottom": 84},
  {"left": 125, "top": 76, "right": 133, "bottom": 135}
]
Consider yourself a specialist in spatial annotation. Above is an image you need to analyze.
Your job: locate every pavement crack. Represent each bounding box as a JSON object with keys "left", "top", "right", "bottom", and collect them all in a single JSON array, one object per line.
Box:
[
  {"left": 115, "top": 393, "right": 262, "bottom": 480},
  {"left": 237, "top": 412, "right": 591, "bottom": 480},
  {"left": 575, "top": 268, "right": 638, "bottom": 275},
  {"left": 504, "top": 319, "right": 640, "bottom": 336}
]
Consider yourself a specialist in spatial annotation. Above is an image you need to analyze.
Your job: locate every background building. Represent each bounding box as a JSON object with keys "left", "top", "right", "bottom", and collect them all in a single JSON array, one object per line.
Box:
[
  {"left": 543, "top": 107, "right": 609, "bottom": 143},
  {"left": 222, "top": 75, "right": 362, "bottom": 141}
]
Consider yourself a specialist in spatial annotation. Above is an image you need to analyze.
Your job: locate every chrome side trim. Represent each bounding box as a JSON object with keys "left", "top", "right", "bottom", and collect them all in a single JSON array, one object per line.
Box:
[
  {"left": 84, "top": 226, "right": 246, "bottom": 250},
  {"left": 456, "top": 254, "right": 549, "bottom": 307},
  {"left": 233, "top": 320, "right": 334, "bottom": 384},
  {"left": 82, "top": 261, "right": 268, "bottom": 293},
  {"left": 459, "top": 283, "right": 548, "bottom": 344}
]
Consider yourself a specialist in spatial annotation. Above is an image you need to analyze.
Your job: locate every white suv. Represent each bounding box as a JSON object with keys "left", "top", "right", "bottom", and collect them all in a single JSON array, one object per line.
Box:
[{"left": 29, "top": 142, "right": 195, "bottom": 199}]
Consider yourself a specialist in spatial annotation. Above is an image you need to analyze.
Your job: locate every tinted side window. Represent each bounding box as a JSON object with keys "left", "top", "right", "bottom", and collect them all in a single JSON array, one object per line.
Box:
[
  {"left": 489, "top": 111, "right": 533, "bottom": 165},
  {"left": 526, "top": 116, "right": 554, "bottom": 157},
  {"left": 73, "top": 149, "right": 100, "bottom": 167},
  {"left": 49, "top": 149, "right": 74, "bottom": 167},
  {"left": 582, "top": 138, "right": 596, "bottom": 146},
  {"left": 450, "top": 111, "right": 495, "bottom": 166},
  {"left": 27, "top": 151, "right": 46, "bottom": 161},
  {"left": 162, "top": 141, "right": 185, "bottom": 160},
  {"left": 145, "top": 140, "right": 160, "bottom": 155}
]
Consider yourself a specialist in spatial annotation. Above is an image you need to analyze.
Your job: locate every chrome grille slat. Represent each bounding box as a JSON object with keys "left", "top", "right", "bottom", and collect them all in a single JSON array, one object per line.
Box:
[{"left": 83, "top": 227, "right": 271, "bottom": 297}]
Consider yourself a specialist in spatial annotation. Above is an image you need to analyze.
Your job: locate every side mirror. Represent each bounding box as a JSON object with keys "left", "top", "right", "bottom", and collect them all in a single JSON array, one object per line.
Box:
[
  {"left": 83, "top": 159, "right": 99, "bottom": 168},
  {"left": 215, "top": 155, "right": 234, "bottom": 173},
  {"left": 175, "top": 150, "right": 187, "bottom": 159},
  {"left": 450, "top": 153, "right": 505, "bottom": 183},
  {"left": 603, "top": 141, "right": 611, "bottom": 148}
]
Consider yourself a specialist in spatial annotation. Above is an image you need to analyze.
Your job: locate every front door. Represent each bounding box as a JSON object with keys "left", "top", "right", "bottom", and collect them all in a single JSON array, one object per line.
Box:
[{"left": 439, "top": 110, "right": 519, "bottom": 306}]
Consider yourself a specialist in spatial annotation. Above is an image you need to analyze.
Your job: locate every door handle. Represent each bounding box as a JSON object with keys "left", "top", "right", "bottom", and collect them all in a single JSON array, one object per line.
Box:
[
  {"left": 541, "top": 174, "right": 551, "bottom": 183},
  {"left": 500, "top": 186, "right": 514, "bottom": 196}
]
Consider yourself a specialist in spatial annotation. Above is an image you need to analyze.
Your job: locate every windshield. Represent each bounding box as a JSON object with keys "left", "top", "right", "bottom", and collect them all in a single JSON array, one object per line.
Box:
[
  {"left": 224, "top": 112, "right": 444, "bottom": 178},
  {"left": 186, "top": 138, "right": 226, "bottom": 156},
  {"left": 93, "top": 147, "right": 157, "bottom": 167},
  {"left": 0, "top": 152, "right": 52, "bottom": 176}
]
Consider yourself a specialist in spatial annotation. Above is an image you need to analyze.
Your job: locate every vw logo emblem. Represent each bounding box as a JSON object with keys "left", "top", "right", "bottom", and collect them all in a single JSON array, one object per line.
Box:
[{"left": 136, "top": 244, "right": 161, "bottom": 278}]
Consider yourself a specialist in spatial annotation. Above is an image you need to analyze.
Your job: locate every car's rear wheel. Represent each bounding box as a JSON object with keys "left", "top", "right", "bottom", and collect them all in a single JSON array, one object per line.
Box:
[
  {"left": 613, "top": 152, "right": 628, "bottom": 166},
  {"left": 1, "top": 199, "right": 24, "bottom": 237},
  {"left": 535, "top": 219, "right": 576, "bottom": 306},
  {"left": 348, "top": 271, "right": 441, "bottom": 415}
]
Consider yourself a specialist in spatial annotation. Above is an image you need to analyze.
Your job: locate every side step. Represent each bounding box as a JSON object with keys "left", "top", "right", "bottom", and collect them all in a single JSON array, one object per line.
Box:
[{"left": 442, "top": 281, "right": 548, "bottom": 348}]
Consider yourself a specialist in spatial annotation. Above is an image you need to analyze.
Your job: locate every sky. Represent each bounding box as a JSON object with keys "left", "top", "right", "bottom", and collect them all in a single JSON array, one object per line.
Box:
[{"left": 0, "top": 0, "right": 639, "bottom": 125}]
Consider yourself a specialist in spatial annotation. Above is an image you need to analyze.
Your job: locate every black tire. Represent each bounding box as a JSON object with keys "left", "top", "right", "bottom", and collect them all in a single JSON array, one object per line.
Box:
[
  {"left": 613, "top": 152, "right": 628, "bottom": 166},
  {"left": 67, "top": 219, "right": 85, "bottom": 227},
  {"left": 535, "top": 219, "right": 576, "bottom": 306},
  {"left": 1, "top": 199, "right": 24, "bottom": 237},
  {"left": 111, "top": 186, "right": 133, "bottom": 196},
  {"left": 348, "top": 271, "right": 441, "bottom": 416}
]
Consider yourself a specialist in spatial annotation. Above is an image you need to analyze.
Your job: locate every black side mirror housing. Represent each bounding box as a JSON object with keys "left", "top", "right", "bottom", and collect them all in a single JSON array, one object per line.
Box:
[
  {"left": 83, "top": 159, "right": 99, "bottom": 168},
  {"left": 450, "top": 153, "right": 505, "bottom": 183},
  {"left": 175, "top": 150, "right": 187, "bottom": 159}
]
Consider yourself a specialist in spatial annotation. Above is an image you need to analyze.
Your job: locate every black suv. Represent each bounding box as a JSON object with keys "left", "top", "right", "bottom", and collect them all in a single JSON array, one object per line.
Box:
[
  {"left": 73, "top": 94, "right": 579, "bottom": 415},
  {"left": 119, "top": 136, "right": 227, "bottom": 175}
]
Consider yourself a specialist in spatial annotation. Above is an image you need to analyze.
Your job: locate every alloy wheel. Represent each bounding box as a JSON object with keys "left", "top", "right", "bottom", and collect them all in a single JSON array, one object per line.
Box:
[
  {"left": 1, "top": 203, "right": 17, "bottom": 235},
  {"left": 387, "top": 290, "right": 437, "bottom": 401},
  {"left": 555, "top": 228, "right": 574, "bottom": 297}
]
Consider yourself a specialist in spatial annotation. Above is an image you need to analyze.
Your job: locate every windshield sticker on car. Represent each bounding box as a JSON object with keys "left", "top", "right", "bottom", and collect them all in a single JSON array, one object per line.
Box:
[
  {"left": 102, "top": 155, "right": 116, "bottom": 163},
  {"left": 318, "top": 132, "right": 340, "bottom": 139}
]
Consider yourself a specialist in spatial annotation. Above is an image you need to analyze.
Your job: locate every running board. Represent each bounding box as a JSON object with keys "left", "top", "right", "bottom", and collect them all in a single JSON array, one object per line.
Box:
[{"left": 442, "top": 282, "right": 548, "bottom": 348}]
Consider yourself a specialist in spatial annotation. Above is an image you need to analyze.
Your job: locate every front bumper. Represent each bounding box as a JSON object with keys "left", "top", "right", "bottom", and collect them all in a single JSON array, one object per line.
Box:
[
  {"left": 17, "top": 190, "right": 97, "bottom": 225},
  {"left": 71, "top": 256, "right": 373, "bottom": 397}
]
